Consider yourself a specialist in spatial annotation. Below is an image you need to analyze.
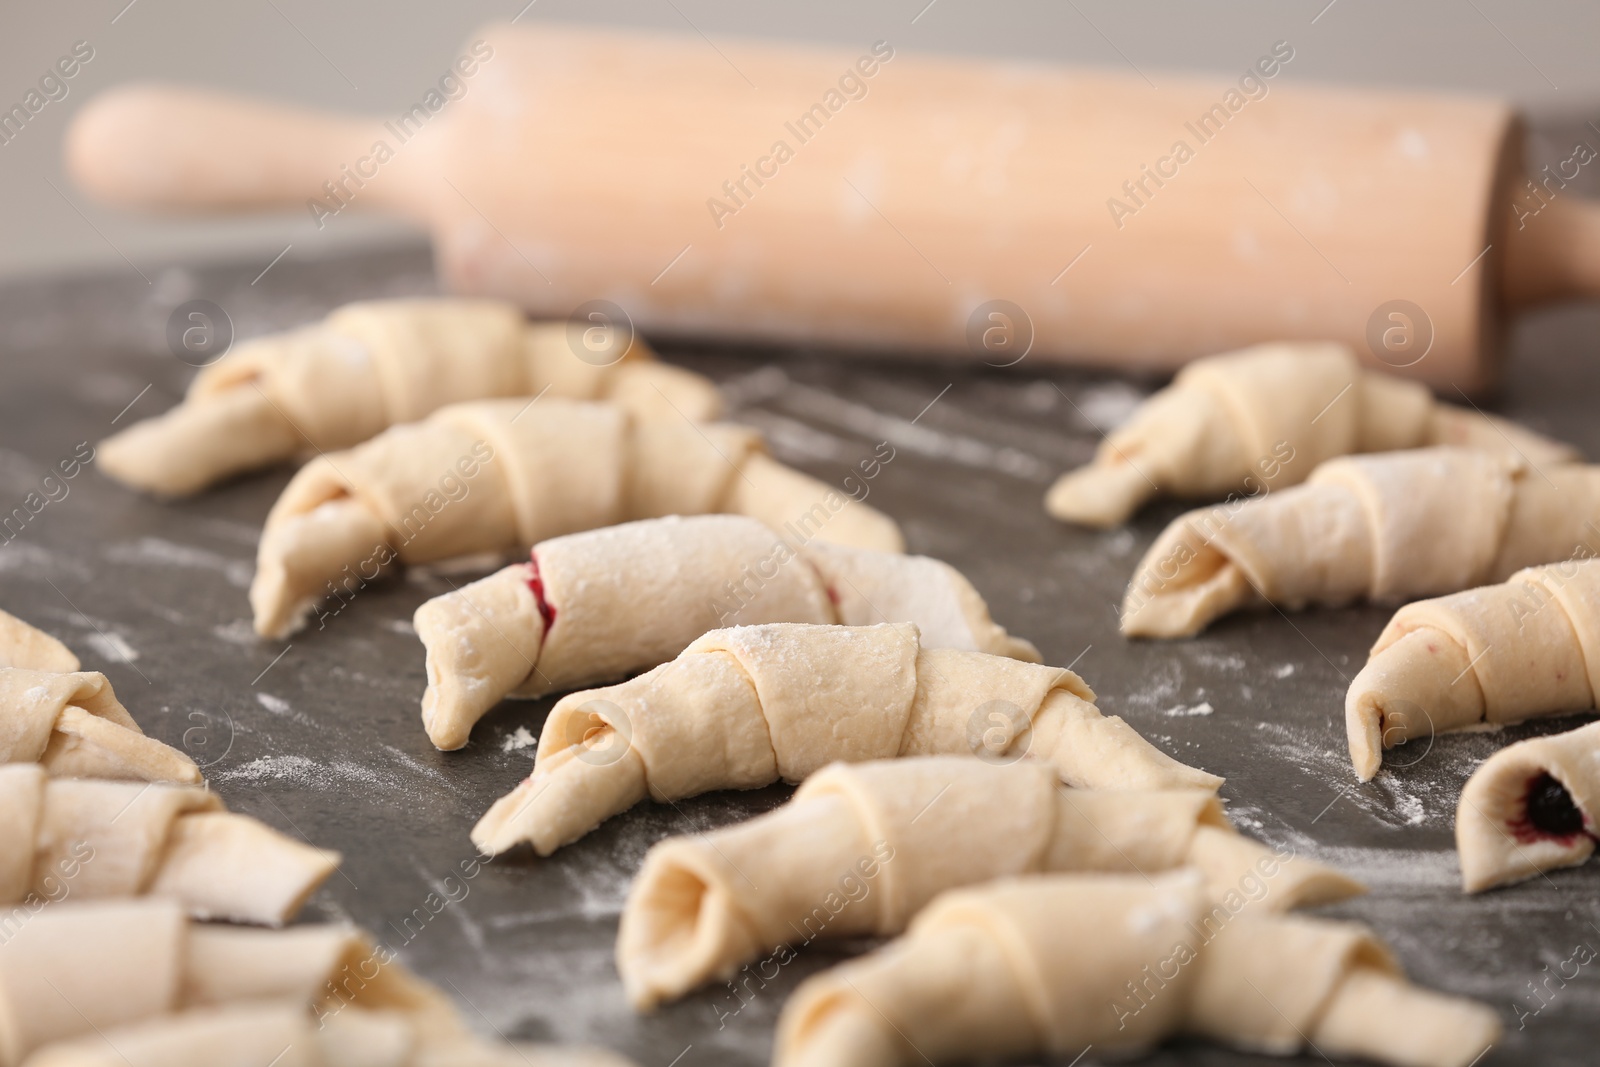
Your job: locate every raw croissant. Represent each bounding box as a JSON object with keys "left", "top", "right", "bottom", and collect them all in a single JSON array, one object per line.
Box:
[
  {"left": 26, "top": 1003, "right": 636, "bottom": 1067},
  {"left": 1123, "top": 447, "right": 1600, "bottom": 638},
  {"left": 0, "top": 899, "right": 635, "bottom": 1067},
  {"left": 415, "top": 514, "right": 1038, "bottom": 750},
  {"left": 0, "top": 764, "right": 338, "bottom": 924},
  {"left": 1046, "top": 342, "right": 1577, "bottom": 528},
  {"left": 0, "top": 898, "right": 449, "bottom": 1065},
  {"left": 775, "top": 872, "right": 1500, "bottom": 1067},
  {"left": 0, "top": 609, "right": 199, "bottom": 784},
  {"left": 98, "top": 298, "right": 721, "bottom": 497},
  {"left": 472, "top": 623, "right": 1221, "bottom": 857},
  {"left": 251, "top": 398, "right": 903, "bottom": 638},
  {"left": 618, "top": 756, "right": 1362, "bottom": 1009},
  {"left": 1346, "top": 559, "right": 1600, "bottom": 781},
  {"left": 1456, "top": 720, "right": 1600, "bottom": 892}
]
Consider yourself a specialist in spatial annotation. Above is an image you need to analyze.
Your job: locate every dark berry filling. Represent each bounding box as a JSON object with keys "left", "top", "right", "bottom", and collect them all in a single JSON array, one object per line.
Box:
[
  {"left": 527, "top": 553, "right": 556, "bottom": 631},
  {"left": 1525, "top": 772, "right": 1584, "bottom": 838}
]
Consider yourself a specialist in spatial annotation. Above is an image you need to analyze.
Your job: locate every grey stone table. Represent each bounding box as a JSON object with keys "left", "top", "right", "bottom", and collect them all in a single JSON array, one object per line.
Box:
[{"left": 2, "top": 238, "right": 1596, "bottom": 1067}]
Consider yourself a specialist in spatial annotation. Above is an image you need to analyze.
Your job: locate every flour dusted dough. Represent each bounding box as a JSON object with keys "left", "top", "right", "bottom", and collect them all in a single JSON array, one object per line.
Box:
[
  {"left": 1123, "top": 447, "right": 1600, "bottom": 637},
  {"left": 0, "top": 608, "right": 79, "bottom": 674},
  {"left": 1456, "top": 720, "right": 1600, "bottom": 892},
  {"left": 774, "top": 871, "right": 1499, "bottom": 1067},
  {"left": 0, "top": 765, "right": 337, "bottom": 924},
  {"left": 0, "top": 899, "right": 636, "bottom": 1067},
  {"left": 27, "top": 1004, "right": 638, "bottom": 1067},
  {"left": 98, "top": 298, "right": 721, "bottom": 497},
  {"left": 618, "top": 756, "right": 1362, "bottom": 1008},
  {"left": 415, "top": 515, "right": 1038, "bottom": 750},
  {"left": 0, "top": 611, "right": 199, "bottom": 786},
  {"left": 472, "top": 623, "right": 1221, "bottom": 857},
  {"left": 1346, "top": 559, "right": 1600, "bottom": 780},
  {"left": 1046, "top": 342, "right": 1577, "bottom": 528},
  {"left": 251, "top": 399, "right": 903, "bottom": 637}
]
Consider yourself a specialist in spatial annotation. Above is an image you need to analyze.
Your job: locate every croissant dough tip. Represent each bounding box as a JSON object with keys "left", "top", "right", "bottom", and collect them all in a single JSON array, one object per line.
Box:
[
  {"left": 1044, "top": 463, "right": 1148, "bottom": 528},
  {"left": 469, "top": 789, "right": 527, "bottom": 857},
  {"left": 1344, "top": 695, "right": 1385, "bottom": 783},
  {"left": 616, "top": 862, "right": 738, "bottom": 1011}
]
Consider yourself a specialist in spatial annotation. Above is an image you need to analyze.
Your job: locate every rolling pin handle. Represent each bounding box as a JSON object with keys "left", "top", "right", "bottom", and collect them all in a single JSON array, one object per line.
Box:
[
  {"left": 65, "top": 85, "right": 389, "bottom": 214},
  {"left": 1501, "top": 189, "right": 1600, "bottom": 308}
]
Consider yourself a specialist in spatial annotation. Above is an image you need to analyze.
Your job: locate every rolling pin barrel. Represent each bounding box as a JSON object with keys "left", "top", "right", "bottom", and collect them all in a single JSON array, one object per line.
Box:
[
  {"left": 68, "top": 86, "right": 391, "bottom": 213},
  {"left": 65, "top": 25, "right": 1600, "bottom": 390}
]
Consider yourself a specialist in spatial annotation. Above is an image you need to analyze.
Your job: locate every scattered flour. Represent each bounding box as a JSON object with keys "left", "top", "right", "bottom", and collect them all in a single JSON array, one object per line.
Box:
[
  {"left": 219, "top": 754, "right": 386, "bottom": 791},
  {"left": 1074, "top": 381, "right": 1146, "bottom": 430},
  {"left": 1102, "top": 527, "right": 1137, "bottom": 559},
  {"left": 502, "top": 726, "right": 537, "bottom": 753},
  {"left": 777, "top": 376, "right": 1053, "bottom": 481},
  {"left": 1192, "top": 652, "right": 1245, "bottom": 672},
  {"left": 105, "top": 536, "right": 253, "bottom": 588},
  {"left": 1273, "top": 663, "right": 1296, "bottom": 679},
  {"left": 383, "top": 618, "right": 416, "bottom": 636},
  {"left": 86, "top": 631, "right": 138, "bottom": 663},
  {"left": 213, "top": 619, "right": 258, "bottom": 646},
  {"left": 1165, "top": 701, "right": 1214, "bottom": 718},
  {"left": 1119, "top": 661, "right": 1183, "bottom": 710},
  {"left": 329, "top": 760, "right": 386, "bottom": 787},
  {"left": 735, "top": 410, "right": 857, "bottom": 463},
  {"left": 256, "top": 692, "right": 291, "bottom": 715},
  {"left": 221, "top": 754, "right": 320, "bottom": 784},
  {"left": 0, "top": 541, "right": 55, "bottom": 575}
]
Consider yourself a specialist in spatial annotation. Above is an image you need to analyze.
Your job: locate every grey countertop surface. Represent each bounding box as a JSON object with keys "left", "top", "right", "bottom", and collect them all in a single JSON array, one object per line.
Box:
[{"left": 3, "top": 241, "right": 1598, "bottom": 1066}]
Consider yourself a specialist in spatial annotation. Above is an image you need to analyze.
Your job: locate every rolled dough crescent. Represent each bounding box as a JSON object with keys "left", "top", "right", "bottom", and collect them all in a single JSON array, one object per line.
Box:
[
  {"left": 472, "top": 623, "right": 1222, "bottom": 857},
  {"left": 414, "top": 514, "right": 1038, "bottom": 750},
  {"left": 617, "top": 756, "right": 1363, "bottom": 1009},
  {"left": 1046, "top": 342, "right": 1576, "bottom": 528},
  {"left": 250, "top": 400, "right": 904, "bottom": 638},
  {"left": 25, "top": 1002, "right": 640, "bottom": 1067},
  {"left": 1345, "top": 559, "right": 1600, "bottom": 780},
  {"left": 98, "top": 297, "right": 721, "bottom": 498},
  {"left": 1123, "top": 447, "right": 1600, "bottom": 638},
  {"left": 774, "top": 872, "right": 1500, "bottom": 1067},
  {"left": 0, "top": 899, "right": 634, "bottom": 1066},
  {"left": 0, "top": 609, "right": 200, "bottom": 784},
  {"left": 0, "top": 765, "right": 338, "bottom": 924}
]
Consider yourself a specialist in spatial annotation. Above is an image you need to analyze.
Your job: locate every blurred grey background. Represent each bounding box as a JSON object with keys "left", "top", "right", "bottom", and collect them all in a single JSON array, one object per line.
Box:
[{"left": 0, "top": 0, "right": 1596, "bottom": 282}]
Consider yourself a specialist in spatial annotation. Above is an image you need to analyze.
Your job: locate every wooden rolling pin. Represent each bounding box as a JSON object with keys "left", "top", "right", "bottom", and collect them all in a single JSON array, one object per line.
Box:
[{"left": 66, "top": 22, "right": 1600, "bottom": 390}]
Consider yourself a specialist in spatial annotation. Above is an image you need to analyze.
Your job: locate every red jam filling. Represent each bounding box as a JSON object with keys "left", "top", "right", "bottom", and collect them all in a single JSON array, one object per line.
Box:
[
  {"left": 527, "top": 553, "right": 556, "bottom": 631},
  {"left": 1513, "top": 772, "right": 1587, "bottom": 843}
]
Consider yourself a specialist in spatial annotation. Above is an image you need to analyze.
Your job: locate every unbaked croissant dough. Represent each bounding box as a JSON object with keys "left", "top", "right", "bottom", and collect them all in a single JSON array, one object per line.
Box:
[
  {"left": 1456, "top": 720, "right": 1600, "bottom": 892},
  {"left": 98, "top": 298, "right": 721, "bottom": 497},
  {"left": 1123, "top": 447, "right": 1600, "bottom": 638},
  {"left": 251, "top": 398, "right": 903, "bottom": 638},
  {"left": 617, "top": 756, "right": 1362, "bottom": 1009},
  {"left": 26, "top": 1002, "right": 637, "bottom": 1067},
  {"left": 0, "top": 607, "right": 78, "bottom": 673},
  {"left": 415, "top": 514, "right": 1039, "bottom": 750},
  {"left": 472, "top": 622, "right": 1221, "bottom": 857},
  {"left": 0, "top": 764, "right": 338, "bottom": 924},
  {"left": 0, "top": 610, "right": 199, "bottom": 784},
  {"left": 1046, "top": 342, "right": 1577, "bottom": 528},
  {"left": 0, "top": 899, "right": 634, "bottom": 1067},
  {"left": 775, "top": 871, "right": 1500, "bottom": 1067},
  {"left": 1346, "top": 559, "right": 1600, "bottom": 781}
]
